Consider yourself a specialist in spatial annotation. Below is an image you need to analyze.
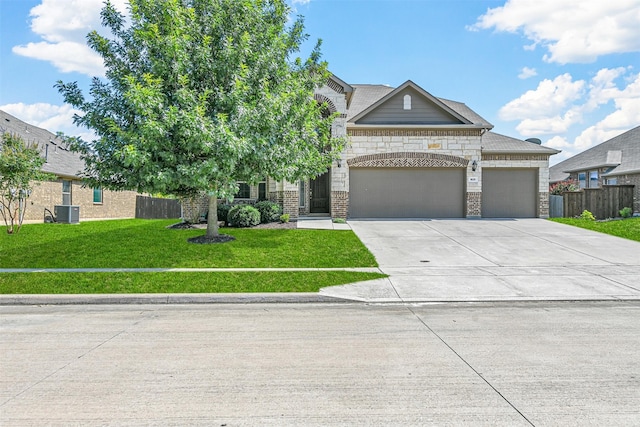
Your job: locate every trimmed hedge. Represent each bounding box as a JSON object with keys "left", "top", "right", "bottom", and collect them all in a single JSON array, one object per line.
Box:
[
  {"left": 254, "top": 200, "right": 282, "bottom": 223},
  {"left": 228, "top": 204, "right": 260, "bottom": 228},
  {"left": 217, "top": 203, "right": 232, "bottom": 225}
]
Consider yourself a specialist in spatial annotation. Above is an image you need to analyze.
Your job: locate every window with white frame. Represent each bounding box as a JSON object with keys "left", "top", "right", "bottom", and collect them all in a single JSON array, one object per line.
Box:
[
  {"left": 578, "top": 172, "right": 586, "bottom": 189},
  {"left": 403, "top": 94, "right": 412, "bottom": 110},
  {"left": 299, "top": 181, "right": 306, "bottom": 207},
  {"left": 589, "top": 170, "right": 599, "bottom": 188},
  {"left": 62, "top": 180, "right": 72, "bottom": 205}
]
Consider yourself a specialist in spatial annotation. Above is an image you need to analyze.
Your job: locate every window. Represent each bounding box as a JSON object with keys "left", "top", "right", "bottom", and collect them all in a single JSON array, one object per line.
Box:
[
  {"left": 258, "top": 182, "right": 266, "bottom": 201},
  {"left": 62, "top": 180, "right": 72, "bottom": 205},
  {"left": 299, "top": 181, "right": 306, "bottom": 207},
  {"left": 236, "top": 182, "right": 250, "bottom": 199},
  {"left": 578, "top": 172, "right": 586, "bottom": 189},
  {"left": 605, "top": 177, "right": 618, "bottom": 185},
  {"left": 403, "top": 94, "right": 412, "bottom": 110},
  {"left": 93, "top": 187, "right": 103, "bottom": 204},
  {"left": 589, "top": 170, "right": 599, "bottom": 188}
]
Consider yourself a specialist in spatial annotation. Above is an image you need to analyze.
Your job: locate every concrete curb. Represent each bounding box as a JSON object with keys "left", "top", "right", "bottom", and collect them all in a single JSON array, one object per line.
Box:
[{"left": 0, "top": 293, "right": 348, "bottom": 305}]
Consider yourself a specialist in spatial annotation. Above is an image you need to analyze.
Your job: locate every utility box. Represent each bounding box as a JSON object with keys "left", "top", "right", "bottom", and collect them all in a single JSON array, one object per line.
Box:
[{"left": 54, "top": 205, "right": 80, "bottom": 224}]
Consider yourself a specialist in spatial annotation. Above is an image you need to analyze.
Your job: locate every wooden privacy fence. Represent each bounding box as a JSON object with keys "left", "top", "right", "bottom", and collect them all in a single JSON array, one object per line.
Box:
[
  {"left": 562, "top": 185, "right": 634, "bottom": 219},
  {"left": 135, "top": 196, "right": 182, "bottom": 219}
]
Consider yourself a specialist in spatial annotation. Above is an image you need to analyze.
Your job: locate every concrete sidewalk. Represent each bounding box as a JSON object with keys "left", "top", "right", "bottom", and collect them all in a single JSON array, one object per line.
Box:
[{"left": 2, "top": 218, "right": 639, "bottom": 305}]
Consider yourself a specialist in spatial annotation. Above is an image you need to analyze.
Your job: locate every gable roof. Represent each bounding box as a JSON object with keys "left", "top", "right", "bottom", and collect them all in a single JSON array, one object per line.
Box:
[
  {"left": 549, "top": 126, "right": 640, "bottom": 183},
  {"left": 482, "top": 131, "right": 560, "bottom": 155},
  {"left": 346, "top": 80, "right": 493, "bottom": 129},
  {"left": 0, "top": 109, "right": 85, "bottom": 179}
]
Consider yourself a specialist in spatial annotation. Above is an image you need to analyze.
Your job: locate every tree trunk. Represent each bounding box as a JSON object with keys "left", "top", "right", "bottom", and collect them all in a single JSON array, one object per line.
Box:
[{"left": 206, "top": 194, "right": 219, "bottom": 238}]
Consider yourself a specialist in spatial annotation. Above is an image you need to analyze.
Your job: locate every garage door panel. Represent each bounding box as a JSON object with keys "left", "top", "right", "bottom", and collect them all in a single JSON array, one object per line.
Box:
[
  {"left": 350, "top": 168, "right": 464, "bottom": 218},
  {"left": 482, "top": 169, "right": 537, "bottom": 218}
]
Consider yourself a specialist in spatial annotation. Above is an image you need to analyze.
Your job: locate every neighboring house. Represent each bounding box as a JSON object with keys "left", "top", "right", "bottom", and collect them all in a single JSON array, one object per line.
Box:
[
  {"left": 0, "top": 109, "right": 138, "bottom": 223},
  {"left": 262, "top": 76, "right": 559, "bottom": 219},
  {"left": 549, "top": 126, "right": 640, "bottom": 213}
]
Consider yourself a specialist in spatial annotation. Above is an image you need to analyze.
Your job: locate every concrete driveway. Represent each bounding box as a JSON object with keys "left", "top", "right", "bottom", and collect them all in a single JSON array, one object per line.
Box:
[{"left": 321, "top": 219, "right": 640, "bottom": 302}]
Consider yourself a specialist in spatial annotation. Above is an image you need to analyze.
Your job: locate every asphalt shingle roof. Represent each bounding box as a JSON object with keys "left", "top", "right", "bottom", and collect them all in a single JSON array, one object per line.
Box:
[
  {"left": 346, "top": 84, "right": 493, "bottom": 128},
  {"left": 549, "top": 126, "right": 640, "bottom": 183},
  {"left": 0, "top": 109, "right": 85, "bottom": 178},
  {"left": 482, "top": 131, "right": 560, "bottom": 155}
]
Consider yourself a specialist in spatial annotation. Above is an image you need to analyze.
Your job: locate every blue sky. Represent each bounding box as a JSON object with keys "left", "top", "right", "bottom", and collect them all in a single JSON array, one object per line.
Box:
[{"left": 1, "top": 0, "right": 639, "bottom": 165}]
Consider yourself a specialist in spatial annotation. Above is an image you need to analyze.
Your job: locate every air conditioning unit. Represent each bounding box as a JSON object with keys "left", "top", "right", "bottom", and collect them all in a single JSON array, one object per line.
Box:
[{"left": 54, "top": 205, "right": 80, "bottom": 224}]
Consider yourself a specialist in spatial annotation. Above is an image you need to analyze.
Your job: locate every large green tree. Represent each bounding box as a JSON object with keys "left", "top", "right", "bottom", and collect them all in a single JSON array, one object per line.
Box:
[
  {"left": 0, "top": 133, "right": 54, "bottom": 234},
  {"left": 56, "top": 0, "right": 343, "bottom": 241}
]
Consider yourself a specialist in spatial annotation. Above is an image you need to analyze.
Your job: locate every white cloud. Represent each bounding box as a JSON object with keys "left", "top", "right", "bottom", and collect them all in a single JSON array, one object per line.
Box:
[
  {"left": 0, "top": 102, "right": 95, "bottom": 142},
  {"left": 524, "top": 71, "right": 640, "bottom": 161},
  {"left": 471, "top": 0, "right": 640, "bottom": 64},
  {"left": 12, "top": 0, "right": 129, "bottom": 76},
  {"left": 518, "top": 67, "right": 537, "bottom": 79},
  {"left": 13, "top": 41, "right": 105, "bottom": 76},
  {"left": 291, "top": 0, "right": 311, "bottom": 4},
  {"left": 499, "top": 73, "right": 584, "bottom": 121},
  {"left": 515, "top": 109, "right": 582, "bottom": 135}
]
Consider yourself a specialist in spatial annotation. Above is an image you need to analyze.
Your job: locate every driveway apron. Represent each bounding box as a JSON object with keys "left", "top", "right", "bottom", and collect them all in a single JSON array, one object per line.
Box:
[{"left": 321, "top": 219, "right": 640, "bottom": 302}]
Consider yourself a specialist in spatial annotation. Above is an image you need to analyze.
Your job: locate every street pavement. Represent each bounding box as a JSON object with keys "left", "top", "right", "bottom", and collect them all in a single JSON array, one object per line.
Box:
[
  {"left": 321, "top": 219, "right": 640, "bottom": 303},
  {"left": 1, "top": 302, "right": 639, "bottom": 426}
]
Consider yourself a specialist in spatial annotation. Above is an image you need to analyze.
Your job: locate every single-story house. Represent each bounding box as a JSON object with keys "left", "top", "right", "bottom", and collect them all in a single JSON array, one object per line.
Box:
[
  {"left": 222, "top": 76, "right": 559, "bottom": 220},
  {"left": 549, "top": 126, "right": 640, "bottom": 213},
  {"left": 0, "top": 109, "right": 138, "bottom": 223}
]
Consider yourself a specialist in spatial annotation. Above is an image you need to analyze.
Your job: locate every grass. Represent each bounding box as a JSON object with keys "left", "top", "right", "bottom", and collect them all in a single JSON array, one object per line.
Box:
[
  {"left": 0, "top": 219, "right": 377, "bottom": 268},
  {"left": 550, "top": 217, "right": 640, "bottom": 242},
  {"left": 0, "top": 219, "right": 384, "bottom": 294},
  {"left": 0, "top": 271, "right": 387, "bottom": 294}
]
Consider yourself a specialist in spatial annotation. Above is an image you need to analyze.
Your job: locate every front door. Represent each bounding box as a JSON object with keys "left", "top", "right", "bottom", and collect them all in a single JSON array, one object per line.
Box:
[{"left": 310, "top": 172, "right": 330, "bottom": 213}]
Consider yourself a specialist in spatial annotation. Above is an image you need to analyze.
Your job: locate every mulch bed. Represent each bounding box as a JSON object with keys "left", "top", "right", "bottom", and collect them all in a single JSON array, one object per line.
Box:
[{"left": 168, "top": 221, "right": 297, "bottom": 231}]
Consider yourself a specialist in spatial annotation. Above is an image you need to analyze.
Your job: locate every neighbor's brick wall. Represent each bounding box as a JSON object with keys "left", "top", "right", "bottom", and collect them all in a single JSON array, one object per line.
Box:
[{"left": 22, "top": 179, "right": 136, "bottom": 222}]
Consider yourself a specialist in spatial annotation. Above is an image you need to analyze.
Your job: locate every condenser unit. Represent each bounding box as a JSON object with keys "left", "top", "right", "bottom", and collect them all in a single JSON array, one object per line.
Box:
[{"left": 54, "top": 205, "right": 80, "bottom": 224}]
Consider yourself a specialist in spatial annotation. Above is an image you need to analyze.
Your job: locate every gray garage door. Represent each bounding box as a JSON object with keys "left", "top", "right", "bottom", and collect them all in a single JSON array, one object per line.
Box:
[
  {"left": 482, "top": 168, "right": 538, "bottom": 218},
  {"left": 349, "top": 168, "right": 465, "bottom": 218}
]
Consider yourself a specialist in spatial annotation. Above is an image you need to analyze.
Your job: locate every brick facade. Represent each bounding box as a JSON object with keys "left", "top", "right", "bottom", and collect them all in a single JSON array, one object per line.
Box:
[
  {"left": 466, "top": 192, "right": 482, "bottom": 217},
  {"left": 331, "top": 191, "right": 349, "bottom": 219},
  {"left": 22, "top": 179, "right": 137, "bottom": 223}
]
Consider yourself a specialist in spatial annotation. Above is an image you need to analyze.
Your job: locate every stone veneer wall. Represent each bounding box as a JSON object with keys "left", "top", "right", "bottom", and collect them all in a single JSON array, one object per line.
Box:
[
  {"left": 23, "top": 179, "right": 137, "bottom": 222},
  {"left": 481, "top": 153, "right": 552, "bottom": 218},
  {"left": 539, "top": 191, "right": 550, "bottom": 218},
  {"left": 344, "top": 130, "right": 482, "bottom": 218}
]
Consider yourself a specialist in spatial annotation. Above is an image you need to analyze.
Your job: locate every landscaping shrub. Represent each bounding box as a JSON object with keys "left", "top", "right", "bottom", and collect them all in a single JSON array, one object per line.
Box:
[
  {"left": 217, "top": 203, "right": 232, "bottom": 225},
  {"left": 579, "top": 210, "right": 596, "bottom": 221},
  {"left": 280, "top": 213, "right": 290, "bottom": 223},
  {"left": 254, "top": 200, "right": 282, "bottom": 223},
  {"left": 620, "top": 207, "right": 633, "bottom": 218},
  {"left": 550, "top": 179, "right": 579, "bottom": 195},
  {"left": 228, "top": 205, "right": 260, "bottom": 228}
]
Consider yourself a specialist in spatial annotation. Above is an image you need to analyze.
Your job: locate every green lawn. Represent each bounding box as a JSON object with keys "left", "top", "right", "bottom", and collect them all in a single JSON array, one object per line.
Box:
[
  {"left": 550, "top": 217, "right": 640, "bottom": 242},
  {"left": 0, "top": 219, "right": 384, "bottom": 294},
  {"left": 1, "top": 219, "right": 377, "bottom": 268},
  {"left": 0, "top": 271, "right": 387, "bottom": 294}
]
